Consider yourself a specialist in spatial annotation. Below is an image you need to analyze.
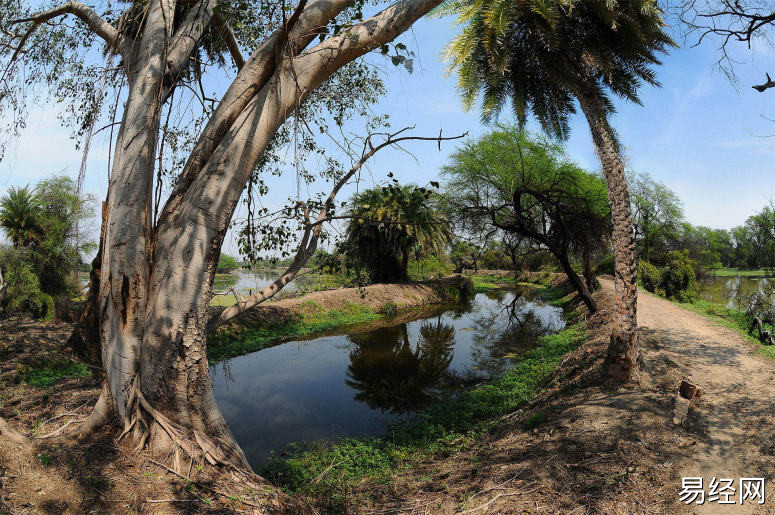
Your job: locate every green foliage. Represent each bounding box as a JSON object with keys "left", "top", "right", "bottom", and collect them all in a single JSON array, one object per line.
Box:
[
  {"left": 0, "top": 176, "right": 95, "bottom": 318},
  {"left": 660, "top": 250, "right": 699, "bottom": 302},
  {"left": 2, "top": 250, "right": 54, "bottom": 320},
  {"left": 637, "top": 260, "right": 661, "bottom": 293},
  {"left": 16, "top": 359, "right": 90, "bottom": 387},
  {"left": 0, "top": 186, "right": 43, "bottom": 247},
  {"left": 407, "top": 256, "right": 452, "bottom": 281},
  {"left": 343, "top": 185, "right": 451, "bottom": 283},
  {"left": 216, "top": 254, "right": 239, "bottom": 273},
  {"left": 595, "top": 254, "right": 615, "bottom": 276},
  {"left": 630, "top": 172, "right": 684, "bottom": 263},
  {"left": 263, "top": 320, "right": 587, "bottom": 501},
  {"left": 438, "top": 0, "right": 673, "bottom": 139},
  {"left": 639, "top": 251, "right": 699, "bottom": 302}
]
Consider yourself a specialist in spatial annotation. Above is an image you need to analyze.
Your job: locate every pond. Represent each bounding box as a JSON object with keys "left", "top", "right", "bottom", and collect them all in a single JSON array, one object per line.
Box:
[
  {"left": 210, "top": 287, "right": 565, "bottom": 469},
  {"left": 698, "top": 275, "right": 773, "bottom": 308}
]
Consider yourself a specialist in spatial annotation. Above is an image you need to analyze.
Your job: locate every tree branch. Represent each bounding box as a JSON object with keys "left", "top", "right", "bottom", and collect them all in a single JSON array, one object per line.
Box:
[
  {"left": 9, "top": 1, "right": 122, "bottom": 60},
  {"left": 753, "top": 72, "right": 775, "bottom": 92},
  {"left": 212, "top": 11, "right": 244, "bottom": 70},
  {"left": 207, "top": 127, "right": 466, "bottom": 331}
]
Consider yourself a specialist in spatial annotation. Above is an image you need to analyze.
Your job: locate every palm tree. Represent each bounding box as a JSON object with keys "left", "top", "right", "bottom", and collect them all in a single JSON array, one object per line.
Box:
[
  {"left": 345, "top": 185, "right": 451, "bottom": 282},
  {"left": 0, "top": 186, "right": 43, "bottom": 247},
  {"left": 438, "top": 0, "right": 674, "bottom": 382}
]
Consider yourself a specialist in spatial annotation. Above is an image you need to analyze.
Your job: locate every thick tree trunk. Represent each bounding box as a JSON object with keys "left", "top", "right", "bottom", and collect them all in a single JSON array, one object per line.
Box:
[
  {"left": 558, "top": 252, "right": 598, "bottom": 313},
  {"left": 64, "top": 0, "right": 446, "bottom": 476},
  {"left": 578, "top": 93, "right": 639, "bottom": 382}
]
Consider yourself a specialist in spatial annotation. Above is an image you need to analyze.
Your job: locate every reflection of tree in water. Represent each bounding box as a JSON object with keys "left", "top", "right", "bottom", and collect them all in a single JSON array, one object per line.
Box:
[
  {"left": 467, "top": 293, "right": 555, "bottom": 379},
  {"left": 345, "top": 318, "right": 456, "bottom": 414}
]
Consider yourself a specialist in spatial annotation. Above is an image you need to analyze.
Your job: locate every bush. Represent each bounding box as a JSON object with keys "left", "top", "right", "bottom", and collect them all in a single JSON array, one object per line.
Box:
[
  {"left": 638, "top": 260, "right": 661, "bottom": 293},
  {"left": 216, "top": 253, "right": 239, "bottom": 273},
  {"left": 2, "top": 252, "right": 55, "bottom": 320},
  {"left": 660, "top": 250, "right": 698, "bottom": 302},
  {"left": 595, "top": 254, "right": 615, "bottom": 276},
  {"left": 407, "top": 256, "right": 452, "bottom": 281}
]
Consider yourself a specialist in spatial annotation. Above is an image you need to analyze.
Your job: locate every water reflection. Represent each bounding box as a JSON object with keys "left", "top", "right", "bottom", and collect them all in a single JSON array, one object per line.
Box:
[
  {"left": 345, "top": 319, "right": 456, "bottom": 414},
  {"left": 698, "top": 275, "right": 773, "bottom": 308},
  {"left": 211, "top": 289, "right": 565, "bottom": 468}
]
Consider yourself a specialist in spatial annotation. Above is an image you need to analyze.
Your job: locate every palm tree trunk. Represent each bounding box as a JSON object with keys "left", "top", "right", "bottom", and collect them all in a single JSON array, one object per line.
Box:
[{"left": 578, "top": 92, "right": 640, "bottom": 383}]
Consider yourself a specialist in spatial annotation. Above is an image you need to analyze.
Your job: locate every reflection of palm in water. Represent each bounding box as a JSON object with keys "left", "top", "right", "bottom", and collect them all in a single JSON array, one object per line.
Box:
[{"left": 345, "top": 318, "right": 455, "bottom": 414}]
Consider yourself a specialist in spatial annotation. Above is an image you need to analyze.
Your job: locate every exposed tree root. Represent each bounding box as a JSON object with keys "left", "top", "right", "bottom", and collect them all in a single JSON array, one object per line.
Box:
[{"left": 749, "top": 316, "right": 775, "bottom": 345}]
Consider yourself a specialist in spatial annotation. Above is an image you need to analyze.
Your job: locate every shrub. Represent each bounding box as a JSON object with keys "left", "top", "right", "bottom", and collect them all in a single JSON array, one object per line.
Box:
[
  {"left": 595, "top": 254, "right": 615, "bottom": 276},
  {"left": 2, "top": 252, "right": 55, "bottom": 320},
  {"left": 379, "top": 302, "right": 398, "bottom": 317},
  {"left": 660, "top": 250, "right": 698, "bottom": 302},
  {"left": 638, "top": 260, "right": 661, "bottom": 293}
]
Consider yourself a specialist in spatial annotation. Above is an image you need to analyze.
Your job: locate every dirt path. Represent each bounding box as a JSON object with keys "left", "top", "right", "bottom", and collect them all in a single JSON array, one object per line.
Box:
[
  {"left": 358, "top": 279, "right": 775, "bottom": 513},
  {"left": 626, "top": 278, "right": 775, "bottom": 513}
]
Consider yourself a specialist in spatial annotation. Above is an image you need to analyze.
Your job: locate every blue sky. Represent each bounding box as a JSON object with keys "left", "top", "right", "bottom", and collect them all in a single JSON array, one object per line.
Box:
[{"left": 1, "top": 9, "right": 775, "bottom": 255}]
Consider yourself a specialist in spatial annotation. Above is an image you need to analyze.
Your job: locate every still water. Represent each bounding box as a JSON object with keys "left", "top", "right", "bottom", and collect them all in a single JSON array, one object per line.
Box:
[
  {"left": 210, "top": 287, "right": 564, "bottom": 468},
  {"left": 698, "top": 275, "right": 772, "bottom": 308},
  {"left": 212, "top": 268, "right": 317, "bottom": 295}
]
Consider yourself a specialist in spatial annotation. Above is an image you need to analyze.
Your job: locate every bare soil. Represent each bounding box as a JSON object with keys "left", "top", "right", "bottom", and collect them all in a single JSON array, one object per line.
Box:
[
  {"left": 3, "top": 276, "right": 775, "bottom": 513},
  {"left": 351, "top": 278, "right": 775, "bottom": 513}
]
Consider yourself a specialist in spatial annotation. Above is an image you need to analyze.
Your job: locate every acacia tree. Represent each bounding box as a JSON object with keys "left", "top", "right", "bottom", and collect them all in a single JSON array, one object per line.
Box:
[
  {"left": 0, "top": 0, "right": 447, "bottom": 473},
  {"left": 438, "top": 0, "right": 673, "bottom": 381},
  {"left": 630, "top": 172, "right": 684, "bottom": 263},
  {"left": 443, "top": 128, "right": 610, "bottom": 312}
]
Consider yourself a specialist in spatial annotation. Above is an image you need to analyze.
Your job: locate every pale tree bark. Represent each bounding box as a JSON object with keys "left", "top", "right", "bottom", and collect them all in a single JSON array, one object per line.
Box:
[
  {"left": 15, "top": 0, "right": 449, "bottom": 474},
  {"left": 578, "top": 92, "right": 640, "bottom": 383}
]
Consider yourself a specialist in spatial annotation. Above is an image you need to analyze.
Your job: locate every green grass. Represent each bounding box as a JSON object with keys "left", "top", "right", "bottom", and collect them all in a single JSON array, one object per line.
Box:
[
  {"left": 472, "top": 274, "right": 516, "bottom": 292},
  {"left": 708, "top": 267, "right": 773, "bottom": 277},
  {"left": 262, "top": 313, "right": 587, "bottom": 508},
  {"left": 208, "top": 302, "right": 382, "bottom": 362},
  {"left": 675, "top": 298, "right": 775, "bottom": 359},
  {"left": 16, "top": 359, "right": 91, "bottom": 387}
]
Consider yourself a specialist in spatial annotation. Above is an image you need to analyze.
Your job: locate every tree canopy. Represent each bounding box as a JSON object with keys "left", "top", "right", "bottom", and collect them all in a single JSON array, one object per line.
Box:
[{"left": 442, "top": 126, "right": 610, "bottom": 311}]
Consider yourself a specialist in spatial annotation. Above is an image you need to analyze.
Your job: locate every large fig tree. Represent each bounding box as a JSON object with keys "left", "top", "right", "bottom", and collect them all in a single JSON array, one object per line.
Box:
[{"left": 0, "top": 0, "right": 445, "bottom": 472}]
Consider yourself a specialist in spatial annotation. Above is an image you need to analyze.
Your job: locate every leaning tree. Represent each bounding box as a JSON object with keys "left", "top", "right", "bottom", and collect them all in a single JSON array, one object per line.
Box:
[
  {"left": 438, "top": 0, "right": 674, "bottom": 381},
  {"left": 0, "top": 0, "right": 451, "bottom": 473}
]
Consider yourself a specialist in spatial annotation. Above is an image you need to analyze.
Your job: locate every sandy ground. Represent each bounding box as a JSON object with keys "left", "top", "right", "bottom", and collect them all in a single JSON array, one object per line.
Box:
[{"left": 355, "top": 278, "right": 775, "bottom": 514}]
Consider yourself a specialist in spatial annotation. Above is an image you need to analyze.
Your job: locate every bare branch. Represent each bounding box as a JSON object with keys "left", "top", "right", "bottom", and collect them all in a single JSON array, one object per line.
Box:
[{"left": 753, "top": 72, "right": 775, "bottom": 92}]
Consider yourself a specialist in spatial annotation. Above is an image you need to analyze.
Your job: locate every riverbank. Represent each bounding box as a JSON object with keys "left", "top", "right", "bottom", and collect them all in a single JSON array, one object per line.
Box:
[
  {"left": 708, "top": 266, "right": 772, "bottom": 277},
  {"left": 208, "top": 275, "right": 474, "bottom": 362},
  {"left": 259, "top": 274, "right": 586, "bottom": 511}
]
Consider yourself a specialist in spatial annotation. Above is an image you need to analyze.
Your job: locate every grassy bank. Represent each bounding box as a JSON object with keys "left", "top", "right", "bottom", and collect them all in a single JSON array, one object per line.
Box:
[
  {"left": 676, "top": 298, "right": 775, "bottom": 359},
  {"left": 208, "top": 277, "right": 473, "bottom": 362},
  {"left": 708, "top": 267, "right": 773, "bottom": 277},
  {"left": 208, "top": 301, "right": 382, "bottom": 362},
  {"left": 262, "top": 292, "right": 585, "bottom": 510}
]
